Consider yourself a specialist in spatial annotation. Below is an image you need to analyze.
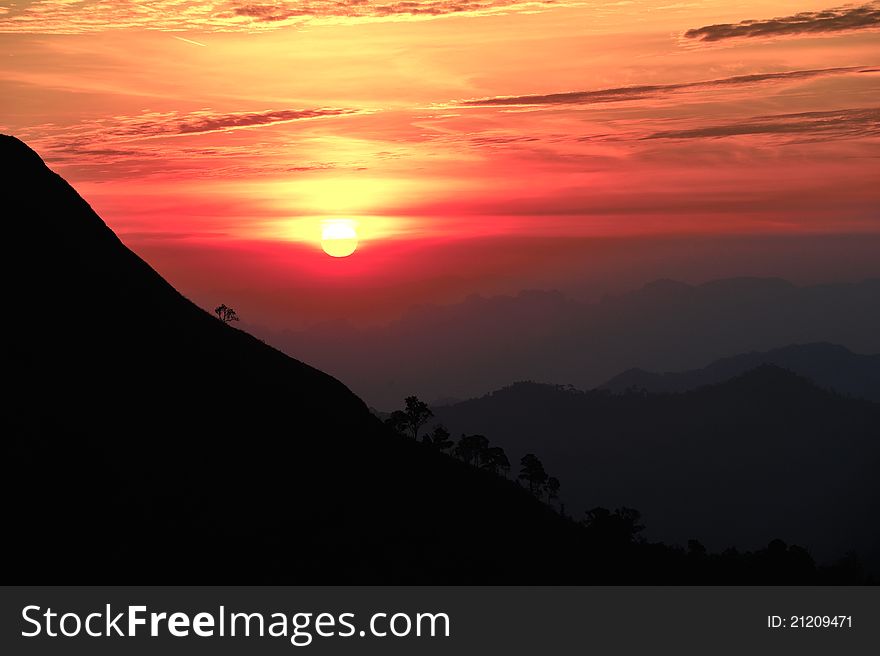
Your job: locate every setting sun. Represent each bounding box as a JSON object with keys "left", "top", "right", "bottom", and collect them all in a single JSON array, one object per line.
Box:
[{"left": 321, "top": 219, "right": 359, "bottom": 258}]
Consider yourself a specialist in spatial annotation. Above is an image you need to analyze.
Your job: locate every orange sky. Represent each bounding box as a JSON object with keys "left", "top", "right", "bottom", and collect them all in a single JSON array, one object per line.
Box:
[{"left": 2, "top": 1, "right": 879, "bottom": 325}]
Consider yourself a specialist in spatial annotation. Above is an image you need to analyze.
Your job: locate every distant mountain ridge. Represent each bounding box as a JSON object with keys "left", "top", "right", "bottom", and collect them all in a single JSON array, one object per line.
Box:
[
  {"left": 254, "top": 277, "right": 880, "bottom": 410},
  {"left": 600, "top": 343, "right": 880, "bottom": 401}
]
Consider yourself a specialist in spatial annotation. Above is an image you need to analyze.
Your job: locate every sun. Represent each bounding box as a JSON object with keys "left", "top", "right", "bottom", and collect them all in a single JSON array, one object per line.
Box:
[{"left": 321, "top": 219, "right": 358, "bottom": 258}]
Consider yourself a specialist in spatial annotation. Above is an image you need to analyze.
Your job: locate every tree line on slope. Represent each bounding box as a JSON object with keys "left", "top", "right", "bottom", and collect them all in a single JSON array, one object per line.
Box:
[
  {"left": 385, "top": 396, "right": 561, "bottom": 505},
  {"left": 382, "top": 395, "right": 873, "bottom": 583}
]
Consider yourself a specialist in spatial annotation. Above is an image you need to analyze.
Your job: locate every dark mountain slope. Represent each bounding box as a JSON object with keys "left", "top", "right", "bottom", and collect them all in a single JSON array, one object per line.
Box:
[
  {"left": 3, "top": 134, "right": 584, "bottom": 583},
  {"left": 600, "top": 343, "right": 880, "bottom": 401},
  {"left": 433, "top": 367, "right": 880, "bottom": 571}
]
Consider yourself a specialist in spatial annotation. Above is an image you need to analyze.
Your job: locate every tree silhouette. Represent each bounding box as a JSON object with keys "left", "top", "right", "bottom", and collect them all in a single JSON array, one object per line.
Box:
[
  {"left": 214, "top": 304, "right": 240, "bottom": 323},
  {"left": 454, "top": 434, "right": 489, "bottom": 467},
  {"left": 480, "top": 446, "right": 510, "bottom": 476},
  {"left": 403, "top": 396, "right": 433, "bottom": 441},
  {"left": 384, "top": 410, "right": 409, "bottom": 438},
  {"left": 519, "top": 453, "right": 548, "bottom": 495},
  {"left": 423, "top": 424, "right": 454, "bottom": 452},
  {"left": 582, "top": 507, "right": 644, "bottom": 547},
  {"left": 546, "top": 476, "right": 560, "bottom": 502},
  {"left": 386, "top": 396, "right": 433, "bottom": 440},
  {"left": 687, "top": 539, "right": 707, "bottom": 561}
]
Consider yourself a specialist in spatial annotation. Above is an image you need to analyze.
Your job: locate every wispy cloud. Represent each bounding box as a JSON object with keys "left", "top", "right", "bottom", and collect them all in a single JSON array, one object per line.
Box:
[
  {"left": 167, "top": 107, "right": 359, "bottom": 136},
  {"left": 15, "top": 105, "right": 367, "bottom": 178},
  {"left": 642, "top": 107, "right": 880, "bottom": 141},
  {"left": 458, "top": 66, "right": 875, "bottom": 107},
  {"left": 0, "top": 0, "right": 580, "bottom": 33},
  {"left": 684, "top": 1, "right": 880, "bottom": 42},
  {"left": 56, "top": 107, "right": 362, "bottom": 141}
]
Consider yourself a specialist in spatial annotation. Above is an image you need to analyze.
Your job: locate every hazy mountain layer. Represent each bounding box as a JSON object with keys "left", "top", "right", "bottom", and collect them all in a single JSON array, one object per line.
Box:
[
  {"left": 254, "top": 279, "right": 880, "bottom": 410},
  {"left": 601, "top": 343, "right": 880, "bottom": 401}
]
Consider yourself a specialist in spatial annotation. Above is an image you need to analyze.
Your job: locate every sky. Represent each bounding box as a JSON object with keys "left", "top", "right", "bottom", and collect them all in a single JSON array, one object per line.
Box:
[{"left": 2, "top": 0, "right": 879, "bottom": 327}]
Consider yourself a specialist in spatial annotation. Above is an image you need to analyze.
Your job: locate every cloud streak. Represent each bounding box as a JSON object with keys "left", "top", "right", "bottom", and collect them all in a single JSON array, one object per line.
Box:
[
  {"left": 172, "top": 35, "right": 208, "bottom": 46},
  {"left": 15, "top": 106, "right": 366, "bottom": 178},
  {"left": 168, "top": 107, "right": 359, "bottom": 136},
  {"left": 51, "top": 107, "right": 361, "bottom": 142},
  {"left": 459, "top": 66, "right": 876, "bottom": 107},
  {"left": 643, "top": 108, "right": 880, "bottom": 141},
  {"left": 0, "top": 0, "right": 579, "bottom": 33},
  {"left": 684, "top": 1, "right": 880, "bottom": 42}
]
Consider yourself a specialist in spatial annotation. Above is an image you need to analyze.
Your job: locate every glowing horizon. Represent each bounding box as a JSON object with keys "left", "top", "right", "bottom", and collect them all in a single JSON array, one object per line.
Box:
[{"left": 2, "top": 0, "right": 879, "bottom": 324}]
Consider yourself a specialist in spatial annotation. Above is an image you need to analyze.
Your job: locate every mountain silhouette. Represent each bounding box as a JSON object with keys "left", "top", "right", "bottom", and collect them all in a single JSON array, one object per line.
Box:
[
  {"left": 4, "top": 134, "right": 584, "bottom": 583},
  {"left": 252, "top": 278, "right": 880, "bottom": 410},
  {"left": 601, "top": 343, "right": 880, "bottom": 401},
  {"left": 433, "top": 366, "right": 880, "bottom": 573}
]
